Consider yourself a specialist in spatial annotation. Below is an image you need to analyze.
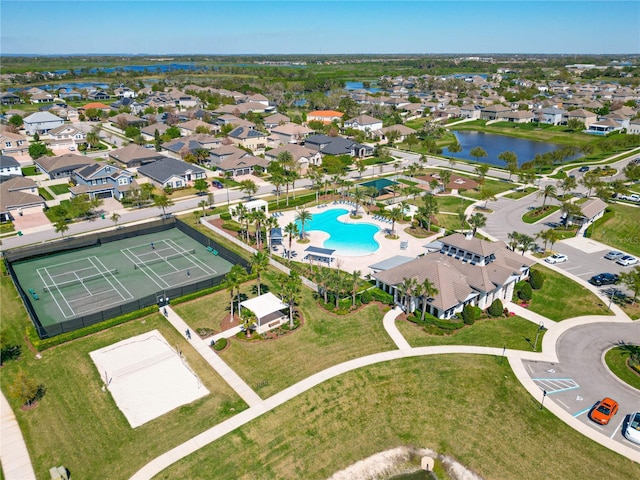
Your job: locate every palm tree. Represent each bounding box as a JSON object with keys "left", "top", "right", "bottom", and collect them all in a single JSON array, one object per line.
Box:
[
  {"left": 560, "top": 176, "right": 577, "bottom": 199},
  {"left": 277, "top": 150, "right": 295, "bottom": 205},
  {"left": 140, "top": 182, "right": 155, "bottom": 202},
  {"left": 417, "top": 278, "right": 439, "bottom": 322},
  {"left": 457, "top": 208, "right": 467, "bottom": 231},
  {"left": 250, "top": 251, "right": 269, "bottom": 296},
  {"left": 233, "top": 203, "right": 249, "bottom": 241},
  {"left": 309, "top": 169, "right": 324, "bottom": 204},
  {"left": 387, "top": 206, "right": 404, "bottom": 236},
  {"left": 351, "top": 270, "right": 362, "bottom": 307},
  {"left": 239, "top": 308, "right": 256, "bottom": 338},
  {"left": 352, "top": 189, "right": 366, "bottom": 215},
  {"left": 398, "top": 277, "right": 417, "bottom": 313},
  {"left": 507, "top": 231, "right": 522, "bottom": 252},
  {"left": 417, "top": 194, "right": 438, "bottom": 232},
  {"left": 86, "top": 127, "right": 101, "bottom": 148},
  {"left": 284, "top": 222, "right": 299, "bottom": 259},
  {"left": 224, "top": 265, "right": 246, "bottom": 322},
  {"left": 474, "top": 163, "right": 489, "bottom": 184},
  {"left": 316, "top": 267, "right": 331, "bottom": 304},
  {"left": 479, "top": 186, "right": 496, "bottom": 209},
  {"left": 439, "top": 169, "right": 452, "bottom": 192},
  {"left": 619, "top": 267, "right": 640, "bottom": 305},
  {"left": 270, "top": 173, "right": 286, "bottom": 207},
  {"left": 282, "top": 271, "right": 302, "bottom": 327},
  {"left": 250, "top": 209, "right": 267, "bottom": 249},
  {"left": 154, "top": 194, "right": 174, "bottom": 218},
  {"left": 295, "top": 208, "right": 312, "bottom": 240},
  {"left": 468, "top": 212, "right": 486, "bottom": 237},
  {"left": 518, "top": 234, "right": 534, "bottom": 256},
  {"left": 198, "top": 200, "right": 208, "bottom": 217},
  {"left": 560, "top": 201, "right": 582, "bottom": 226},
  {"left": 537, "top": 184, "right": 557, "bottom": 207}
]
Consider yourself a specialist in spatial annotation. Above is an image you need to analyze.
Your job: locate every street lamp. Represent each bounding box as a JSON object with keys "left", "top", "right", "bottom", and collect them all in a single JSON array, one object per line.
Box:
[
  {"left": 540, "top": 389, "right": 547, "bottom": 409},
  {"left": 534, "top": 321, "right": 545, "bottom": 352}
]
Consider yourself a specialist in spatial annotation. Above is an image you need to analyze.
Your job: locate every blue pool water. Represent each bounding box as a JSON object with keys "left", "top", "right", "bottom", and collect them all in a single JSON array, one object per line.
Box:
[{"left": 295, "top": 208, "right": 380, "bottom": 256}]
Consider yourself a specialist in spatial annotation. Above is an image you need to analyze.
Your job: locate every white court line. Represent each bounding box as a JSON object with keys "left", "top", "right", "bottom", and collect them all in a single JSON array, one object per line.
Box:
[
  {"left": 88, "top": 257, "right": 131, "bottom": 301},
  {"left": 92, "top": 256, "right": 134, "bottom": 300},
  {"left": 165, "top": 238, "right": 218, "bottom": 276},
  {"left": 50, "top": 265, "right": 95, "bottom": 282},
  {"left": 37, "top": 267, "right": 76, "bottom": 318},
  {"left": 73, "top": 271, "right": 93, "bottom": 296},
  {"left": 121, "top": 248, "right": 167, "bottom": 289}
]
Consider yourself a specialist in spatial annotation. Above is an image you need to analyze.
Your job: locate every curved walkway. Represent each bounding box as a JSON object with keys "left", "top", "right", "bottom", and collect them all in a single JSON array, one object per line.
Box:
[{"left": 129, "top": 305, "right": 639, "bottom": 479}]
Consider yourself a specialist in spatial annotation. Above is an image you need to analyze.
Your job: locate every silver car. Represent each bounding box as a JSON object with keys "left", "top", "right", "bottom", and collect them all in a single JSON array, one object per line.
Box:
[{"left": 604, "top": 251, "right": 624, "bottom": 261}]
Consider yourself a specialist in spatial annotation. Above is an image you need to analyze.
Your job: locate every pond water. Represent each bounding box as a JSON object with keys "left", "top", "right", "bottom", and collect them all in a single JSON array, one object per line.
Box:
[
  {"left": 345, "top": 81, "right": 381, "bottom": 93},
  {"left": 442, "top": 131, "right": 581, "bottom": 167}
]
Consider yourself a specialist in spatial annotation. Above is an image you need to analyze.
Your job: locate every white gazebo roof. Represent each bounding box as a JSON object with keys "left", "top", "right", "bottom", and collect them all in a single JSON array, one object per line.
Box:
[{"left": 239, "top": 292, "right": 287, "bottom": 320}]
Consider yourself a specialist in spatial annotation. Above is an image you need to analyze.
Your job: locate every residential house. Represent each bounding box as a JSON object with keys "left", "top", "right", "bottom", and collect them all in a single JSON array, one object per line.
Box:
[
  {"left": 372, "top": 233, "right": 534, "bottom": 319},
  {"left": 208, "top": 145, "right": 248, "bottom": 168},
  {"left": 30, "top": 91, "right": 56, "bottom": 104},
  {"left": 114, "top": 86, "right": 137, "bottom": 98},
  {"left": 214, "top": 114, "right": 255, "bottom": 130},
  {"left": 108, "top": 144, "right": 167, "bottom": 168},
  {"left": 536, "top": 107, "right": 567, "bottom": 125},
  {"left": 141, "top": 123, "right": 170, "bottom": 141},
  {"left": 265, "top": 144, "right": 322, "bottom": 174},
  {"left": 215, "top": 154, "right": 270, "bottom": 177},
  {"left": 47, "top": 124, "right": 86, "bottom": 148},
  {"left": 79, "top": 102, "right": 111, "bottom": 115},
  {"left": 177, "top": 119, "right": 216, "bottom": 136},
  {"left": 480, "top": 104, "right": 512, "bottom": 121},
  {"left": 70, "top": 162, "right": 135, "bottom": 200},
  {"left": 501, "top": 110, "right": 534, "bottom": 124},
  {"left": 239, "top": 93, "right": 269, "bottom": 106},
  {"left": 227, "top": 126, "right": 268, "bottom": 153},
  {"left": 586, "top": 118, "right": 622, "bottom": 134},
  {"left": 373, "top": 124, "right": 417, "bottom": 143},
  {"left": 214, "top": 102, "right": 270, "bottom": 115},
  {"left": 137, "top": 157, "right": 206, "bottom": 189},
  {"left": 565, "top": 108, "right": 598, "bottom": 128},
  {"left": 628, "top": 119, "right": 640, "bottom": 135},
  {"left": 162, "top": 134, "right": 222, "bottom": 160},
  {"left": 344, "top": 115, "right": 383, "bottom": 133},
  {"left": 0, "top": 176, "right": 45, "bottom": 222},
  {"left": 0, "top": 92, "right": 21, "bottom": 105},
  {"left": 270, "top": 122, "right": 314, "bottom": 145},
  {"left": 264, "top": 113, "right": 290, "bottom": 130},
  {"left": 111, "top": 113, "right": 147, "bottom": 128},
  {"left": 304, "top": 134, "right": 372, "bottom": 157},
  {"left": 35, "top": 154, "right": 94, "bottom": 179},
  {"left": 109, "top": 97, "right": 143, "bottom": 115},
  {"left": 307, "top": 110, "right": 344, "bottom": 124},
  {"left": 0, "top": 130, "right": 29, "bottom": 156},
  {"left": 23, "top": 112, "right": 64, "bottom": 135},
  {"left": 0, "top": 155, "right": 22, "bottom": 177},
  {"left": 87, "top": 90, "right": 110, "bottom": 101},
  {"left": 57, "top": 89, "right": 83, "bottom": 101},
  {"left": 460, "top": 104, "right": 482, "bottom": 119}
]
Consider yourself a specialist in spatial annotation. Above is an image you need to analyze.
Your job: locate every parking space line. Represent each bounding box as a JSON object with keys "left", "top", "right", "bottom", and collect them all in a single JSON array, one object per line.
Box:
[
  {"left": 557, "top": 400, "right": 569, "bottom": 409},
  {"left": 573, "top": 407, "right": 590, "bottom": 418},
  {"left": 611, "top": 419, "right": 623, "bottom": 439}
]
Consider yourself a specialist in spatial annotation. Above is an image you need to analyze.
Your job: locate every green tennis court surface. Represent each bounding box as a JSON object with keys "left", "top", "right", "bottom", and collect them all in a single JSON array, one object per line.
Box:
[{"left": 12, "top": 228, "right": 233, "bottom": 328}]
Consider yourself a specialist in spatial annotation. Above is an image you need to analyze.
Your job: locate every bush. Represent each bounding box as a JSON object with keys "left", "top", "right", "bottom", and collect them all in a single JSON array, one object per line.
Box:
[
  {"left": 213, "top": 338, "right": 227, "bottom": 351},
  {"left": 529, "top": 269, "right": 544, "bottom": 290},
  {"left": 518, "top": 282, "right": 533, "bottom": 301},
  {"left": 369, "top": 288, "right": 394, "bottom": 305},
  {"left": 488, "top": 299, "right": 504, "bottom": 317},
  {"left": 462, "top": 304, "right": 475, "bottom": 325},
  {"left": 472, "top": 306, "right": 482, "bottom": 320},
  {"left": 360, "top": 290, "right": 372, "bottom": 304}
]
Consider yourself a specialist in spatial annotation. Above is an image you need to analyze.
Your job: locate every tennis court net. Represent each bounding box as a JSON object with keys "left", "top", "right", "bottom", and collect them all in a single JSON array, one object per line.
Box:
[
  {"left": 43, "top": 268, "right": 118, "bottom": 292},
  {"left": 133, "top": 249, "right": 196, "bottom": 268}
]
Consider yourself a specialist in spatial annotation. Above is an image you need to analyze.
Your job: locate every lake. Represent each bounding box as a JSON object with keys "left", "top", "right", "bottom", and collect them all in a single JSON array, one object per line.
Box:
[
  {"left": 345, "top": 81, "right": 381, "bottom": 93},
  {"left": 442, "top": 131, "right": 581, "bottom": 167}
]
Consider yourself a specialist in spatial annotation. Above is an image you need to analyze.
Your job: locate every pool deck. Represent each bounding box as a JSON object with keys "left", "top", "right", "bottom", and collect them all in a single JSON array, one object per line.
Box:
[{"left": 274, "top": 203, "right": 439, "bottom": 276}]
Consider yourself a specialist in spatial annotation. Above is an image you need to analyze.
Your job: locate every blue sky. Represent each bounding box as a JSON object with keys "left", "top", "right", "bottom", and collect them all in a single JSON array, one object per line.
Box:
[{"left": 2, "top": 1, "right": 639, "bottom": 55}]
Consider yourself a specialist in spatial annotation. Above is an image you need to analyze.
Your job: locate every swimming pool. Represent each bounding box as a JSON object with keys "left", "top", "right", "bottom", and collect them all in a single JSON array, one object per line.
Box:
[{"left": 295, "top": 208, "right": 380, "bottom": 256}]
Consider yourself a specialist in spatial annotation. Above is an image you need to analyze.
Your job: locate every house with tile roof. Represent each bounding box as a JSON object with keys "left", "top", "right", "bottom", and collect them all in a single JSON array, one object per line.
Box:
[
  {"left": 480, "top": 104, "right": 512, "bottom": 121},
  {"left": 565, "top": 108, "right": 597, "bottom": 128},
  {"left": 344, "top": 115, "right": 383, "bottom": 133},
  {"left": 46, "top": 124, "right": 86, "bottom": 148},
  {"left": 264, "top": 113, "right": 290, "bottom": 130},
  {"left": 0, "top": 176, "right": 45, "bottom": 222},
  {"left": 265, "top": 144, "right": 322, "bottom": 174},
  {"left": 35, "top": 154, "right": 94, "bottom": 179},
  {"left": 137, "top": 157, "right": 205, "bottom": 189},
  {"left": 70, "top": 162, "right": 135, "bottom": 200},
  {"left": 307, "top": 110, "right": 344, "bottom": 124},
  {"left": 108, "top": 144, "right": 167, "bottom": 168},
  {"left": 372, "top": 233, "right": 534, "bottom": 319},
  {"left": 0, "top": 92, "right": 21, "bottom": 105},
  {"left": 270, "top": 122, "right": 314, "bottom": 145},
  {"left": 216, "top": 154, "right": 270, "bottom": 177},
  {"left": 0, "top": 130, "right": 29, "bottom": 156},
  {"left": 569, "top": 198, "right": 608, "bottom": 236},
  {"left": 373, "top": 124, "right": 417, "bottom": 143}
]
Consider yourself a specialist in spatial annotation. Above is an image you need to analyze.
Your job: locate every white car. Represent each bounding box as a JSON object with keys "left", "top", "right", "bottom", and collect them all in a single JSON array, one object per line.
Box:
[
  {"left": 625, "top": 411, "right": 640, "bottom": 444},
  {"left": 545, "top": 253, "right": 568, "bottom": 264},
  {"left": 617, "top": 255, "right": 638, "bottom": 266}
]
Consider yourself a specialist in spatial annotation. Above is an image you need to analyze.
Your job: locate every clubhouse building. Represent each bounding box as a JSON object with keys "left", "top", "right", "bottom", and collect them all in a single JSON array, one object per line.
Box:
[{"left": 372, "top": 233, "right": 534, "bottom": 319}]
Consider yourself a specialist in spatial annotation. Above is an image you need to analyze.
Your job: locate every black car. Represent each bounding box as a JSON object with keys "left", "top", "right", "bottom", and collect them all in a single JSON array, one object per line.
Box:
[
  {"left": 589, "top": 273, "right": 619, "bottom": 286},
  {"left": 211, "top": 180, "right": 224, "bottom": 189},
  {"left": 578, "top": 166, "right": 590, "bottom": 173}
]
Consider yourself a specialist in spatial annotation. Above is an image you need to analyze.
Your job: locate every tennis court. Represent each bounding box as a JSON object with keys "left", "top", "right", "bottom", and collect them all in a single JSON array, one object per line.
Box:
[{"left": 11, "top": 227, "right": 234, "bottom": 330}]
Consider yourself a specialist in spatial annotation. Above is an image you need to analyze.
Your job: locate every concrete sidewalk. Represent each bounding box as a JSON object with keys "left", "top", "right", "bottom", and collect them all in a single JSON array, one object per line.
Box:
[
  {"left": 0, "top": 392, "right": 36, "bottom": 480},
  {"left": 161, "top": 306, "right": 262, "bottom": 407}
]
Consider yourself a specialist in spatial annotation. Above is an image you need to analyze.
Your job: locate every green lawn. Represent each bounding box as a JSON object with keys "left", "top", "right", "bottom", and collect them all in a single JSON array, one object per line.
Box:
[
  {"left": 434, "top": 213, "right": 465, "bottom": 231},
  {"left": 158, "top": 355, "right": 640, "bottom": 480},
  {"left": 21, "top": 166, "right": 39, "bottom": 176},
  {"left": 458, "top": 178, "right": 516, "bottom": 200},
  {"left": 433, "top": 195, "right": 473, "bottom": 213},
  {"left": 587, "top": 203, "right": 640, "bottom": 257},
  {"left": 522, "top": 205, "right": 560, "bottom": 224},
  {"left": 604, "top": 346, "right": 640, "bottom": 390},
  {"left": 38, "top": 188, "right": 53, "bottom": 201},
  {"left": 0, "top": 272, "right": 246, "bottom": 480},
  {"left": 397, "top": 315, "right": 545, "bottom": 351},
  {"left": 527, "top": 265, "right": 612, "bottom": 321},
  {"left": 48, "top": 183, "right": 70, "bottom": 195},
  {"left": 503, "top": 187, "right": 537, "bottom": 200}
]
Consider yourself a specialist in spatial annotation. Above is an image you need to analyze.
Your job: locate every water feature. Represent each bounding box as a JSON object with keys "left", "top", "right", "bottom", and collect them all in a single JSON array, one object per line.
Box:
[
  {"left": 295, "top": 208, "right": 379, "bottom": 256},
  {"left": 442, "top": 131, "right": 581, "bottom": 167},
  {"left": 345, "top": 81, "right": 381, "bottom": 93}
]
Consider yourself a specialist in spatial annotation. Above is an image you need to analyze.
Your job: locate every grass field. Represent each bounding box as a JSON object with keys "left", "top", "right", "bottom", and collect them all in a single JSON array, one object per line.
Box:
[
  {"left": 396, "top": 315, "right": 544, "bottom": 351},
  {"left": 157, "top": 355, "right": 640, "bottom": 480},
  {"left": 458, "top": 178, "right": 516, "bottom": 199},
  {"left": 432, "top": 195, "right": 473, "bottom": 213},
  {"left": 604, "top": 346, "right": 640, "bottom": 391},
  {"left": 587, "top": 203, "right": 640, "bottom": 257},
  {"left": 527, "top": 265, "right": 612, "bottom": 321},
  {"left": 48, "top": 183, "right": 70, "bottom": 195},
  {"left": 503, "top": 187, "right": 537, "bottom": 200},
  {"left": 434, "top": 213, "right": 465, "bottom": 231}
]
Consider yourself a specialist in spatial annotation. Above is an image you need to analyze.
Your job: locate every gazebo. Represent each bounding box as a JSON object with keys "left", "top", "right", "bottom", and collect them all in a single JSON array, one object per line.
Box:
[
  {"left": 303, "top": 246, "right": 335, "bottom": 266},
  {"left": 239, "top": 292, "right": 288, "bottom": 334}
]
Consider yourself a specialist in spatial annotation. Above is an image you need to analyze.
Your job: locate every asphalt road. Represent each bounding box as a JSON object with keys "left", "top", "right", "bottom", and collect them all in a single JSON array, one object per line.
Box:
[{"left": 525, "top": 321, "right": 640, "bottom": 450}]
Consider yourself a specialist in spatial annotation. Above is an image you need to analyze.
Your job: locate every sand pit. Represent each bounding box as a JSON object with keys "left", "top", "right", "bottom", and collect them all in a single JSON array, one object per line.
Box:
[{"left": 90, "top": 330, "right": 208, "bottom": 428}]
